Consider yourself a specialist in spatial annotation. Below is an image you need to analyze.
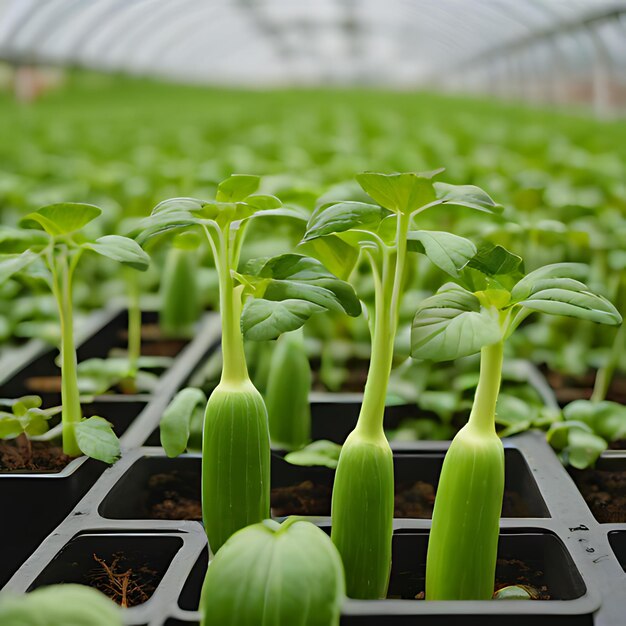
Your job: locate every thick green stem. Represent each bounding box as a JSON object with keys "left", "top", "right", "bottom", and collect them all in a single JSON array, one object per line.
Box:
[
  {"left": 215, "top": 228, "right": 249, "bottom": 385},
  {"left": 467, "top": 341, "right": 504, "bottom": 435},
  {"left": 127, "top": 271, "right": 141, "bottom": 377},
  {"left": 57, "top": 257, "right": 82, "bottom": 457},
  {"left": 356, "top": 212, "right": 409, "bottom": 439}
]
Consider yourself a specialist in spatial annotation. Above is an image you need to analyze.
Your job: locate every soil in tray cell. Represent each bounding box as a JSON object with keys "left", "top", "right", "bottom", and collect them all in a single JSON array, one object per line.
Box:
[
  {"left": 178, "top": 533, "right": 582, "bottom": 612},
  {"left": 119, "top": 323, "right": 189, "bottom": 358},
  {"left": 147, "top": 471, "right": 202, "bottom": 521},
  {"left": 545, "top": 368, "right": 626, "bottom": 406},
  {"left": 29, "top": 534, "right": 182, "bottom": 607},
  {"left": 270, "top": 480, "right": 530, "bottom": 518},
  {"left": 0, "top": 438, "right": 73, "bottom": 472},
  {"left": 389, "top": 557, "right": 550, "bottom": 600},
  {"left": 571, "top": 466, "right": 626, "bottom": 523},
  {"left": 87, "top": 552, "right": 158, "bottom": 608}
]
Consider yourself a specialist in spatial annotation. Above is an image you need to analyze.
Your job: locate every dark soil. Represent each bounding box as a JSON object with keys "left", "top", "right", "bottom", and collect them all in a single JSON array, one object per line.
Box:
[
  {"left": 609, "top": 440, "right": 626, "bottom": 450},
  {"left": 389, "top": 558, "right": 549, "bottom": 600},
  {"left": 270, "top": 480, "right": 530, "bottom": 518},
  {"left": 119, "top": 324, "right": 189, "bottom": 358},
  {"left": 571, "top": 467, "right": 626, "bottom": 523},
  {"left": 145, "top": 471, "right": 202, "bottom": 520},
  {"left": 310, "top": 358, "right": 370, "bottom": 393},
  {"left": 87, "top": 552, "right": 158, "bottom": 608},
  {"left": 0, "top": 438, "right": 72, "bottom": 472},
  {"left": 545, "top": 369, "right": 626, "bottom": 405},
  {"left": 271, "top": 481, "right": 332, "bottom": 517}
]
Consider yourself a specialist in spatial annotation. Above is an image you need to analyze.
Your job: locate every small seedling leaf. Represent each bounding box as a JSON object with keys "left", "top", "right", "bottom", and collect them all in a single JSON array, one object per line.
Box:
[
  {"left": 356, "top": 171, "right": 440, "bottom": 214},
  {"left": 216, "top": 174, "right": 260, "bottom": 202},
  {"left": 83, "top": 235, "right": 150, "bottom": 271},
  {"left": 22, "top": 203, "right": 102, "bottom": 236},
  {"left": 74, "top": 416, "right": 120, "bottom": 464},
  {"left": 161, "top": 387, "right": 207, "bottom": 457},
  {"left": 407, "top": 231, "right": 476, "bottom": 278},
  {"left": 242, "top": 298, "right": 326, "bottom": 341},
  {"left": 411, "top": 283, "right": 502, "bottom": 361},
  {"left": 285, "top": 440, "right": 342, "bottom": 469}
]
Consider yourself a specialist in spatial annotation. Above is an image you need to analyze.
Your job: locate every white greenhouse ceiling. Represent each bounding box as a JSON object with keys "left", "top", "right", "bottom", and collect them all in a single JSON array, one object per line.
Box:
[{"left": 0, "top": 0, "right": 625, "bottom": 86}]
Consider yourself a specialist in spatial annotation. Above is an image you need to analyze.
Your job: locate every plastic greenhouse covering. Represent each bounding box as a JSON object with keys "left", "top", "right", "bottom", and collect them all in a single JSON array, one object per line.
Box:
[{"left": 0, "top": 0, "right": 625, "bottom": 96}]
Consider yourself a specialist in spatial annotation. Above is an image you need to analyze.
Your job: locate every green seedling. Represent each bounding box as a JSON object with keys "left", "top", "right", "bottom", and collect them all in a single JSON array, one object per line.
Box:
[
  {"left": 302, "top": 170, "right": 502, "bottom": 598},
  {"left": 411, "top": 246, "right": 621, "bottom": 600},
  {"left": 0, "top": 584, "right": 122, "bottom": 625},
  {"left": 0, "top": 204, "right": 149, "bottom": 461},
  {"left": 200, "top": 518, "right": 345, "bottom": 626},
  {"left": 139, "top": 175, "right": 359, "bottom": 552}
]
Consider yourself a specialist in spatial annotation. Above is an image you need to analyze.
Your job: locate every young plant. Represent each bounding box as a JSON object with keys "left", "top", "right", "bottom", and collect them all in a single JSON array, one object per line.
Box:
[
  {"left": 265, "top": 328, "right": 312, "bottom": 450},
  {"left": 0, "top": 584, "right": 122, "bottom": 626},
  {"left": 159, "top": 232, "right": 202, "bottom": 338},
  {"left": 0, "top": 395, "right": 61, "bottom": 463},
  {"left": 138, "top": 175, "right": 359, "bottom": 552},
  {"left": 411, "top": 247, "right": 622, "bottom": 600},
  {"left": 0, "top": 204, "right": 149, "bottom": 462},
  {"left": 200, "top": 518, "right": 345, "bottom": 626},
  {"left": 302, "top": 170, "right": 502, "bottom": 598}
]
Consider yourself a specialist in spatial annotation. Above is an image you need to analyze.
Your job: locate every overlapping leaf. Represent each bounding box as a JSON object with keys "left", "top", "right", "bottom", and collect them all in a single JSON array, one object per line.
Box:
[{"left": 411, "top": 283, "right": 502, "bottom": 361}]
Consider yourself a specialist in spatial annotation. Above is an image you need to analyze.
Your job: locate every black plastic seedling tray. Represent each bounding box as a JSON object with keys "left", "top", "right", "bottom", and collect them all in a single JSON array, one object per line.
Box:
[
  {"left": 2, "top": 307, "right": 626, "bottom": 625},
  {"left": 0, "top": 306, "right": 221, "bottom": 589}
]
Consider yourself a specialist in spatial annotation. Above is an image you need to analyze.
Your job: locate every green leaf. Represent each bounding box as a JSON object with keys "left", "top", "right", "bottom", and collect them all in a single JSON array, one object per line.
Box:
[
  {"left": 548, "top": 420, "right": 607, "bottom": 469},
  {"left": 510, "top": 263, "right": 589, "bottom": 301},
  {"left": 161, "top": 387, "right": 207, "bottom": 458},
  {"left": 201, "top": 519, "right": 344, "bottom": 626},
  {"left": 563, "top": 400, "right": 626, "bottom": 442},
  {"left": 0, "top": 251, "right": 40, "bottom": 285},
  {"left": 567, "top": 428, "right": 608, "bottom": 469},
  {"left": 0, "top": 416, "right": 23, "bottom": 438},
  {"left": 74, "top": 416, "right": 120, "bottom": 463},
  {"left": 284, "top": 440, "right": 342, "bottom": 469},
  {"left": 216, "top": 174, "right": 260, "bottom": 202},
  {"left": 407, "top": 231, "right": 476, "bottom": 278},
  {"left": 302, "top": 201, "right": 390, "bottom": 242},
  {"left": 467, "top": 243, "right": 523, "bottom": 277},
  {"left": 434, "top": 182, "right": 503, "bottom": 214},
  {"left": 243, "top": 194, "right": 282, "bottom": 211},
  {"left": 242, "top": 298, "right": 325, "bottom": 341},
  {"left": 0, "top": 227, "right": 49, "bottom": 253},
  {"left": 83, "top": 235, "right": 150, "bottom": 271},
  {"left": 243, "top": 253, "right": 362, "bottom": 321},
  {"left": 298, "top": 235, "right": 359, "bottom": 281},
  {"left": 137, "top": 197, "right": 207, "bottom": 244},
  {"left": 517, "top": 287, "right": 621, "bottom": 326},
  {"left": 411, "top": 284, "right": 502, "bottom": 361},
  {"left": 21, "top": 203, "right": 102, "bottom": 236},
  {"left": 0, "top": 584, "right": 122, "bottom": 626},
  {"left": 356, "top": 170, "right": 441, "bottom": 214}
]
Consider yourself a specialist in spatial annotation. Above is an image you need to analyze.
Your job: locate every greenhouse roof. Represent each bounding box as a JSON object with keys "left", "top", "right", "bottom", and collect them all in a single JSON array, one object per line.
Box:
[{"left": 0, "top": 0, "right": 625, "bottom": 86}]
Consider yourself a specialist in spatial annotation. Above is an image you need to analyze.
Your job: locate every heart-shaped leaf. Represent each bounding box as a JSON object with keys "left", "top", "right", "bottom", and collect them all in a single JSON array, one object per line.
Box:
[
  {"left": 242, "top": 298, "right": 325, "bottom": 341},
  {"left": 407, "top": 231, "right": 476, "bottom": 278},
  {"left": 356, "top": 171, "right": 441, "bottom": 214},
  {"left": 467, "top": 243, "right": 523, "bottom": 277},
  {"left": 216, "top": 174, "right": 260, "bottom": 202},
  {"left": 22, "top": 203, "right": 102, "bottom": 236},
  {"left": 411, "top": 283, "right": 502, "bottom": 361}
]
